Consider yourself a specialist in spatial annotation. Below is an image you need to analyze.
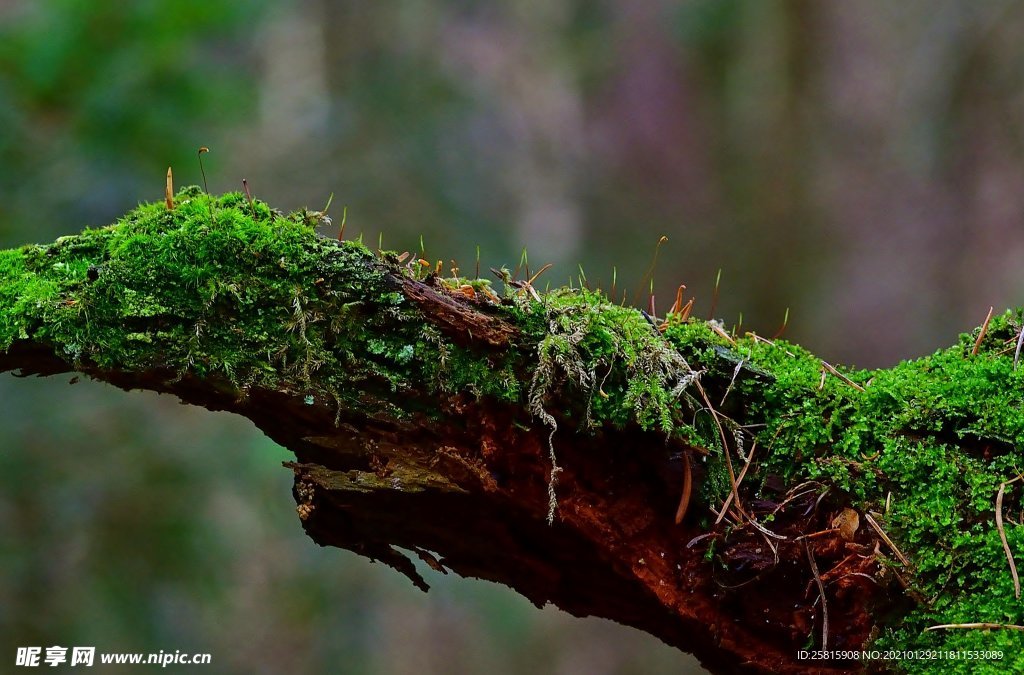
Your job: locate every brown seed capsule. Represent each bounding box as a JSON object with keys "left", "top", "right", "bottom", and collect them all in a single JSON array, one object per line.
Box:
[{"left": 165, "top": 167, "right": 174, "bottom": 210}]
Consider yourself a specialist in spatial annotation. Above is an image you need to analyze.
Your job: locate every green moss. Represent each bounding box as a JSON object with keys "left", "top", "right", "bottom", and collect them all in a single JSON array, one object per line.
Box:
[
  {"left": 0, "top": 191, "right": 718, "bottom": 437},
  {"left": 540, "top": 299, "right": 1024, "bottom": 671},
  {"left": 726, "top": 310, "right": 1024, "bottom": 672},
  {"left": 5, "top": 191, "right": 1024, "bottom": 669},
  {"left": 0, "top": 190, "right": 529, "bottom": 422}
]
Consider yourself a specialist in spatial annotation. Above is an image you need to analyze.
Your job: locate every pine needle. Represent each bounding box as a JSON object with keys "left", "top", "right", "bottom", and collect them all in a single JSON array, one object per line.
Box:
[
  {"left": 1014, "top": 323, "right": 1024, "bottom": 370},
  {"left": 806, "top": 540, "right": 829, "bottom": 652},
  {"left": 997, "top": 475, "right": 1024, "bottom": 599},
  {"left": 973, "top": 306, "right": 994, "bottom": 356},
  {"left": 926, "top": 623, "right": 1024, "bottom": 632},
  {"left": 673, "top": 452, "right": 692, "bottom": 524},
  {"left": 864, "top": 512, "right": 911, "bottom": 567}
]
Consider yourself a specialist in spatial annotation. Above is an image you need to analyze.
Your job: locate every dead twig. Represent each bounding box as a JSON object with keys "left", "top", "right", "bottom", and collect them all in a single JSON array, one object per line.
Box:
[
  {"left": 972, "top": 306, "right": 994, "bottom": 356},
  {"left": 695, "top": 384, "right": 745, "bottom": 520},
  {"left": 1015, "top": 323, "right": 1024, "bottom": 370},
  {"left": 674, "top": 451, "right": 693, "bottom": 524},
  {"left": 863, "top": 512, "right": 911, "bottom": 568},
  {"left": 926, "top": 623, "right": 1024, "bottom": 632},
  {"left": 715, "top": 441, "right": 757, "bottom": 526},
  {"left": 795, "top": 528, "right": 841, "bottom": 541},
  {"left": 749, "top": 333, "right": 796, "bottom": 357},
  {"left": 686, "top": 532, "right": 716, "bottom": 549},
  {"left": 806, "top": 540, "right": 829, "bottom": 652},
  {"left": 820, "top": 360, "right": 866, "bottom": 392},
  {"left": 996, "top": 475, "right": 1024, "bottom": 599},
  {"left": 708, "top": 321, "right": 736, "bottom": 345},
  {"left": 526, "top": 263, "right": 553, "bottom": 288}
]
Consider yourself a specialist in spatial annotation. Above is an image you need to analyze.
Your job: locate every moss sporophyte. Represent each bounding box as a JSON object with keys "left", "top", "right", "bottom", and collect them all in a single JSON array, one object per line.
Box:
[{"left": 4, "top": 188, "right": 1024, "bottom": 671}]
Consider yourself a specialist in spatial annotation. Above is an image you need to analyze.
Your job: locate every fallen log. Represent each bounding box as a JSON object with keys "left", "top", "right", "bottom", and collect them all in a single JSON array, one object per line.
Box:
[{"left": 2, "top": 188, "right": 1022, "bottom": 673}]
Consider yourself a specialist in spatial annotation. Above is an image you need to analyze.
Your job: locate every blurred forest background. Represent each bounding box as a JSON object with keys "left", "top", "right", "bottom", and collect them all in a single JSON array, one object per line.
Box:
[{"left": 3, "top": 1, "right": 1024, "bottom": 673}]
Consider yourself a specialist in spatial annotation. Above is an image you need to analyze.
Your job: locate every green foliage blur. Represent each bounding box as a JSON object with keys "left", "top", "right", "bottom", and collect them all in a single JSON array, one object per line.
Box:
[
  {"left": 0, "top": 0, "right": 263, "bottom": 245},
  {"left": 4, "top": 1, "right": 1024, "bottom": 672}
]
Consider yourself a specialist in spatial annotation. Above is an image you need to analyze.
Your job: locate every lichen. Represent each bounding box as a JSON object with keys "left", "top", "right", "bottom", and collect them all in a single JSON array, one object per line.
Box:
[
  {"left": 527, "top": 288, "right": 704, "bottom": 435},
  {"left": 521, "top": 288, "right": 706, "bottom": 522}
]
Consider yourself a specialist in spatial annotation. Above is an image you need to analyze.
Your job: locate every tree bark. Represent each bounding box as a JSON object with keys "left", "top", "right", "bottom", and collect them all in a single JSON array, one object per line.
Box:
[{"left": 2, "top": 191, "right": 1021, "bottom": 674}]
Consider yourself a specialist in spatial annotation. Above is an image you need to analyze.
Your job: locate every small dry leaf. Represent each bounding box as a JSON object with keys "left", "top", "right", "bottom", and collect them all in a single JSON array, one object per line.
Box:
[{"left": 832, "top": 508, "right": 860, "bottom": 541}]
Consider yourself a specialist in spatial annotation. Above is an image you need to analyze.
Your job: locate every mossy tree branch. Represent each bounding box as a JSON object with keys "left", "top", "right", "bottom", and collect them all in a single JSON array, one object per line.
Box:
[{"left": 3, "top": 189, "right": 1024, "bottom": 674}]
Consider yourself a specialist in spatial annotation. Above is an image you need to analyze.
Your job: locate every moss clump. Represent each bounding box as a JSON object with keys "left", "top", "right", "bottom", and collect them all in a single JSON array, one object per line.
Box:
[
  {"left": 721, "top": 311, "right": 1024, "bottom": 673},
  {"left": 620, "top": 303, "right": 1024, "bottom": 672},
  {"left": 0, "top": 190, "right": 713, "bottom": 436},
  {"left": 0, "top": 189, "right": 524, "bottom": 418}
]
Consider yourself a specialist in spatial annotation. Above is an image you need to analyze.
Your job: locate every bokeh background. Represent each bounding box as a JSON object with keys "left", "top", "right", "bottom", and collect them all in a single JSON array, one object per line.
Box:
[{"left": 3, "top": 1, "right": 1024, "bottom": 673}]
